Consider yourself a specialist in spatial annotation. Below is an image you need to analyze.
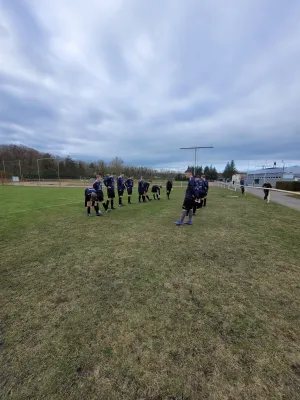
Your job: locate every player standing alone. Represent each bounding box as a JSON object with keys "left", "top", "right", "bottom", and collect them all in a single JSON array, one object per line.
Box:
[
  {"left": 104, "top": 173, "right": 116, "bottom": 210},
  {"left": 125, "top": 175, "right": 134, "bottom": 204},
  {"left": 166, "top": 179, "right": 173, "bottom": 199},
  {"left": 175, "top": 169, "right": 196, "bottom": 226}
]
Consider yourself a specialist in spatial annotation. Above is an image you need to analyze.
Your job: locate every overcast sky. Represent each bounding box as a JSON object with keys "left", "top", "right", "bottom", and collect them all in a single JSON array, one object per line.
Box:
[{"left": 0, "top": 0, "right": 300, "bottom": 171}]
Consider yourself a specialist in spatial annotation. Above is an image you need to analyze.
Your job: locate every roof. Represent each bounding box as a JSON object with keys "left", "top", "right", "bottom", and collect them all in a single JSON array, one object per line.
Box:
[{"left": 247, "top": 166, "right": 300, "bottom": 175}]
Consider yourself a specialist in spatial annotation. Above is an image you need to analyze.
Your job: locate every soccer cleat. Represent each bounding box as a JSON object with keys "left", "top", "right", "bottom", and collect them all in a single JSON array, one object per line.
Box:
[
  {"left": 184, "top": 221, "right": 193, "bottom": 225},
  {"left": 87, "top": 213, "right": 93, "bottom": 217},
  {"left": 106, "top": 209, "right": 112, "bottom": 213},
  {"left": 174, "top": 221, "right": 183, "bottom": 225},
  {"left": 96, "top": 212, "right": 102, "bottom": 216},
  {"left": 111, "top": 207, "right": 116, "bottom": 210}
]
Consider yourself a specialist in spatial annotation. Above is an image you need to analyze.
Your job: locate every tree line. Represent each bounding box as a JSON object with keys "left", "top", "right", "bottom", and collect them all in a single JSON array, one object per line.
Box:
[{"left": 0, "top": 144, "right": 238, "bottom": 181}]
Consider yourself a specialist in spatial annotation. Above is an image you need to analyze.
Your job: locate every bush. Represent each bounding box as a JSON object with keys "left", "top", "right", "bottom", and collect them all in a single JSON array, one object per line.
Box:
[{"left": 276, "top": 181, "right": 300, "bottom": 191}]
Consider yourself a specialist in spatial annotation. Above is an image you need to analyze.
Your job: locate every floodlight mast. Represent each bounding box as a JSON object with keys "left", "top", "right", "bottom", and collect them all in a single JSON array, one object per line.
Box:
[{"left": 180, "top": 146, "right": 214, "bottom": 175}]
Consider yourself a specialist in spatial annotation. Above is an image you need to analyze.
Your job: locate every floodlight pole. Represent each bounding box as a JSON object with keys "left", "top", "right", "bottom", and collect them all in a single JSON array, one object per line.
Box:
[{"left": 180, "top": 146, "right": 214, "bottom": 175}]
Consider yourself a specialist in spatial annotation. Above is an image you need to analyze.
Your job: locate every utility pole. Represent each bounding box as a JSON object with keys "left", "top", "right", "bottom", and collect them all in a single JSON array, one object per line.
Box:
[{"left": 180, "top": 146, "right": 214, "bottom": 175}]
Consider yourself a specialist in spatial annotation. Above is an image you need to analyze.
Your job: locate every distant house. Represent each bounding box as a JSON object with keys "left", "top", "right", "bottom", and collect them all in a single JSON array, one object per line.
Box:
[{"left": 245, "top": 166, "right": 300, "bottom": 186}]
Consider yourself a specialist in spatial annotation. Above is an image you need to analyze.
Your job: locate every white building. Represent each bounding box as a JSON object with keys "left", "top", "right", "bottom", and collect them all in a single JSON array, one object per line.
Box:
[{"left": 245, "top": 166, "right": 300, "bottom": 186}]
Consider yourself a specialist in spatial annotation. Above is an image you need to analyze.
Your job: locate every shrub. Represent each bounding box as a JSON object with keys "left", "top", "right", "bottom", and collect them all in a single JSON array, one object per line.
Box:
[{"left": 276, "top": 181, "right": 300, "bottom": 191}]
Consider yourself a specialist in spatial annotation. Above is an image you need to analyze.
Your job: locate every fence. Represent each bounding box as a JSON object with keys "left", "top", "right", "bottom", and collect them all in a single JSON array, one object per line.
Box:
[{"left": 217, "top": 181, "right": 300, "bottom": 204}]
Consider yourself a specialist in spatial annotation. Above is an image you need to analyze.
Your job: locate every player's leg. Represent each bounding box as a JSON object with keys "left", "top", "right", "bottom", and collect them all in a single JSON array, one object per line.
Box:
[
  {"left": 86, "top": 195, "right": 92, "bottom": 216},
  {"left": 175, "top": 199, "right": 190, "bottom": 225},
  {"left": 128, "top": 189, "right": 132, "bottom": 204}
]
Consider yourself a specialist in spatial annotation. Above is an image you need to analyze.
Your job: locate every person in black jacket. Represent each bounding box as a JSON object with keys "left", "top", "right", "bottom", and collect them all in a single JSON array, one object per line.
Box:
[
  {"left": 166, "top": 180, "right": 173, "bottom": 199},
  {"left": 152, "top": 184, "right": 162, "bottom": 200},
  {"left": 262, "top": 182, "right": 272, "bottom": 201}
]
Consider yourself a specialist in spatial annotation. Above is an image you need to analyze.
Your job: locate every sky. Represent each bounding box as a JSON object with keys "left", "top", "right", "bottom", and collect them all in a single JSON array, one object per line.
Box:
[{"left": 0, "top": 0, "right": 300, "bottom": 172}]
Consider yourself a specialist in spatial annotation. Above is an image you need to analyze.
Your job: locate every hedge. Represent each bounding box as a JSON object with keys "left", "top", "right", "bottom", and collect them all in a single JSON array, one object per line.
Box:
[{"left": 276, "top": 181, "right": 300, "bottom": 191}]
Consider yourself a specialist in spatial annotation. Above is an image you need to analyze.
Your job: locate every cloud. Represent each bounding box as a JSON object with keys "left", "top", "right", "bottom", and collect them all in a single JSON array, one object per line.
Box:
[{"left": 0, "top": 0, "right": 300, "bottom": 171}]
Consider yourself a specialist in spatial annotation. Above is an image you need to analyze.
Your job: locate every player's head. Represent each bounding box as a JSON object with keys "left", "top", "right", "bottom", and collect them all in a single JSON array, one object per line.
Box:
[
  {"left": 185, "top": 169, "right": 193, "bottom": 178},
  {"left": 96, "top": 175, "right": 100, "bottom": 181},
  {"left": 130, "top": 175, "right": 134, "bottom": 179},
  {"left": 120, "top": 172, "right": 124, "bottom": 177},
  {"left": 201, "top": 174, "right": 206, "bottom": 180},
  {"left": 91, "top": 192, "right": 97, "bottom": 201},
  {"left": 149, "top": 180, "right": 152, "bottom": 184},
  {"left": 195, "top": 175, "right": 200, "bottom": 180}
]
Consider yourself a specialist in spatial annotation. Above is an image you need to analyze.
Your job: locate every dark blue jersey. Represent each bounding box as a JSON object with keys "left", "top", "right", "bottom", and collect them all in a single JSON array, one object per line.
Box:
[
  {"left": 93, "top": 180, "right": 103, "bottom": 192},
  {"left": 240, "top": 179, "right": 245, "bottom": 186},
  {"left": 104, "top": 177, "right": 115, "bottom": 189},
  {"left": 185, "top": 177, "right": 196, "bottom": 200},
  {"left": 85, "top": 187, "right": 96, "bottom": 196},
  {"left": 117, "top": 176, "right": 125, "bottom": 191},
  {"left": 138, "top": 180, "right": 145, "bottom": 192},
  {"left": 166, "top": 180, "right": 173, "bottom": 190},
  {"left": 195, "top": 179, "right": 206, "bottom": 198},
  {"left": 203, "top": 179, "right": 209, "bottom": 192},
  {"left": 125, "top": 178, "right": 134, "bottom": 189}
]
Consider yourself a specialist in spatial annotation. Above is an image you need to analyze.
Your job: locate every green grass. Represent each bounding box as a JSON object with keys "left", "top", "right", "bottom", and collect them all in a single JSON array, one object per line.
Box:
[{"left": 0, "top": 186, "right": 300, "bottom": 399}]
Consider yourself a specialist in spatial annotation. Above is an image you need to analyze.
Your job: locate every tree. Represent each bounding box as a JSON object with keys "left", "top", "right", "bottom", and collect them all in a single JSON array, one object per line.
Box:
[
  {"left": 110, "top": 157, "right": 124, "bottom": 174},
  {"left": 223, "top": 160, "right": 237, "bottom": 180}
]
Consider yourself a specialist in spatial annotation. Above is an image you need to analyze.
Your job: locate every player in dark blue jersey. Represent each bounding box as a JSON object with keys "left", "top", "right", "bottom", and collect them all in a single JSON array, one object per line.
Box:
[
  {"left": 138, "top": 177, "right": 146, "bottom": 203},
  {"left": 93, "top": 175, "right": 110, "bottom": 213},
  {"left": 117, "top": 173, "right": 126, "bottom": 207},
  {"left": 84, "top": 187, "right": 101, "bottom": 216},
  {"left": 193, "top": 176, "right": 206, "bottom": 215},
  {"left": 144, "top": 180, "right": 152, "bottom": 201},
  {"left": 152, "top": 184, "right": 162, "bottom": 200},
  {"left": 166, "top": 180, "right": 173, "bottom": 199},
  {"left": 175, "top": 169, "right": 196, "bottom": 225},
  {"left": 201, "top": 175, "right": 209, "bottom": 207},
  {"left": 125, "top": 175, "right": 134, "bottom": 204},
  {"left": 103, "top": 173, "right": 116, "bottom": 210}
]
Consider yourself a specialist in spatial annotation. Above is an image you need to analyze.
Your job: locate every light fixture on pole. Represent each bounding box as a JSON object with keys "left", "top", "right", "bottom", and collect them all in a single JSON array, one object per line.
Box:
[{"left": 180, "top": 146, "right": 214, "bottom": 175}]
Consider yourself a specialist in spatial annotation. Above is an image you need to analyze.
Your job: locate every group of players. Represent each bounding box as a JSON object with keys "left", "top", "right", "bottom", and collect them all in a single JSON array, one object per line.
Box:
[{"left": 84, "top": 173, "right": 174, "bottom": 216}]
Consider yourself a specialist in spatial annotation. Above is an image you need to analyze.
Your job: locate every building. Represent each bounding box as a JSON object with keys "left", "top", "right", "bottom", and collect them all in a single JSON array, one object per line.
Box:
[{"left": 245, "top": 166, "right": 300, "bottom": 186}]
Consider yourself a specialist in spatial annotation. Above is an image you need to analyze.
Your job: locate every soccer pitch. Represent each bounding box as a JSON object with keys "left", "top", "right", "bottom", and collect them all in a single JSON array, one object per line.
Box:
[{"left": 1, "top": 186, "right": 300, "bottom": 399}]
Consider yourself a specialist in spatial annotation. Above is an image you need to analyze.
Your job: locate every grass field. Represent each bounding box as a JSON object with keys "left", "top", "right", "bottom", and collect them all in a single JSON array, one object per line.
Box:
[{"left": 1, "top": 185, "right": 300, "bottom": 399}]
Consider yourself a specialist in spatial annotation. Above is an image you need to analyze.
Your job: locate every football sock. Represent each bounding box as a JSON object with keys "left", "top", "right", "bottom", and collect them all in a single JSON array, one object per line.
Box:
[
  {"left": 193, "top": 204, "right": 197, "bottom": 214},
  {"left": 103, "top": 202, "right": 108, "bottom": 211},
  {"left": 180, "top": 209, "right": 187, "bottom": 222},
  {"left": 111, "top": 199, "right": 114, "bottom": 209},
  {"left": 87, "top": 206, "right": 91, "bottom": 214},
  {"left": 142, "top": 195, "right": 146, "bottom": 203},
  {"left": 128, "top": 196, "right": 131, "bottom": 203},
  {"left": 119, "top": 197, "right": 122, "bottom": 205},
  {"left": 139, "top": 195, "right": 141, "bottom": 202},
  {"left": 188, "top": 209, "right": 193, "bottom": 222}
]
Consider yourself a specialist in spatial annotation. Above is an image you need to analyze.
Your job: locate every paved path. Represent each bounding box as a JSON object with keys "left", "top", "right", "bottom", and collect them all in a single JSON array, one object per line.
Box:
[{"left": 246, "top": 187, "right": 300, "bottom": 212}]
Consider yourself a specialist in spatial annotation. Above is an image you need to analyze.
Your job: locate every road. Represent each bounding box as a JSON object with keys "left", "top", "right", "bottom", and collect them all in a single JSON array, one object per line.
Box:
[{"left": 246, "top": 187, "right": 300, "bottom": 212}]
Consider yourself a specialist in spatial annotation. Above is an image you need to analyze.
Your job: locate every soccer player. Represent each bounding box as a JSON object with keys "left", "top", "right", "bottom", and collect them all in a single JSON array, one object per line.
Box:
[
  {"left": 138, "top": 177, "right": 146, "bottom": 203},
  {"left": 262, "top": 182, "right": 272, "bottom": 201},
  {"left": 152, "top": 184, "right": 162, "bottom": 200},
  {"left": 125, "top": 175, "right": 134, "bottom": 204},
  {"left": 93, "top": 175, "right": 110, "bottom": 213},
  {"left": 117, "top": 173, "right": 126, "bottom": 207},
  {"left": 166, "top": 179, "right": 173, "bottom": 199},
  {"left": 175, "top": 169, "right": 196, "bottom": 226},
  {"left": 240, "top": 177, "right": 245, "bottom": 195},
  {"left": 193, "top": 175, "right": 206, "bottom": 215},
  {"left": 84, "top": 187, "right": 101, "bottom": 216},
  {"left": 103, "top": 173, "right": 116, "bottom": 210},
  {"left": 144, "top": 180, "right": 152, "bottom": 201},
  {"left": 201, "top": 174, "right": 209, "bottom": 207}
]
